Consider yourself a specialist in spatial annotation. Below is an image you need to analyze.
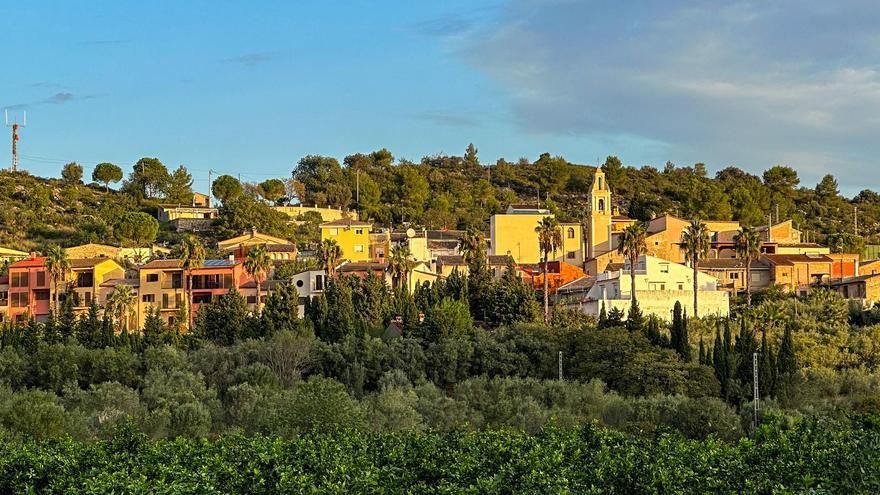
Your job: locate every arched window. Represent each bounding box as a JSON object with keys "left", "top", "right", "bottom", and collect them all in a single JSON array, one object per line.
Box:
[
  {"left": 598, "top": 177, "right": 604, "bottom": 190},
  {"left": 598, "top": 198, "right": 605, "bottom": 212},
  {"left": 567, "top": 227, "right": 575, "bottom": 239}
]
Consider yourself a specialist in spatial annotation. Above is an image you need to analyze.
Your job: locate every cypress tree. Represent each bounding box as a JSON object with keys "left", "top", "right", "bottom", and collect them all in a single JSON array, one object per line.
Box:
[
  {"left": 77, "top": 301, "right": 102, "bottom": 348},
  {"left": 759, "top": 331, "right": 774, "bottom": 399},
  {"left": 677, "top": 308, "right": 692, "bottom": 362},
  {"left": 598, "top": 302, "right": 608, "bottom": 329},
  {"left": 43, "top": 311, "right": 60, "bottom": 344},
  {"left": 22, "top": 318, "right": 40, "bottom": 353},
  {"left": 777, "top": 325, "right": 797, "bottom": 376},
  {"left": 670, "top": 301, "right": 683, "bottom": 351},
  {"left": 100, "top": 313, "right": 115, "bottom": 348},
  {"left": 734, "top": 317, "right": 758, "bottom": 385},
  {"left": 59, "top": 294, "right": 77, "bottom": 339},
  {"left": 698, "top": 337, "right": 706, "bottom": 365}
]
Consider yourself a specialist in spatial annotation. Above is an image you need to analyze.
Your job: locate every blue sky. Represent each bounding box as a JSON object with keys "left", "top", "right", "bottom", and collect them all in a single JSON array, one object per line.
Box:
[{"left": 2, "top": 1, "right": 878, "bottom": 196}]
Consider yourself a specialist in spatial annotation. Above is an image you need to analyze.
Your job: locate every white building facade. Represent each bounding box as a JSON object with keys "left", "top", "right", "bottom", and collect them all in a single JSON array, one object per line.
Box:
[{"left": 568, "top": 255, "right": 729, "bottom": 321}]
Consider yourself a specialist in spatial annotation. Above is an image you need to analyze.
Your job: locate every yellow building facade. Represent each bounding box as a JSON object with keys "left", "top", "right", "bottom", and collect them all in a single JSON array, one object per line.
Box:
[{"left": 320, "top": 219, "right": 390, "bottom": 262}]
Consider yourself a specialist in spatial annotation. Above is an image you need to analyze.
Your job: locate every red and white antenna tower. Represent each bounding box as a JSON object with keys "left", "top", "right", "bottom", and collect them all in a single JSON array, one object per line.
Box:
[{"left": 5, "top": 109, "right": 26, "bottom": 172}]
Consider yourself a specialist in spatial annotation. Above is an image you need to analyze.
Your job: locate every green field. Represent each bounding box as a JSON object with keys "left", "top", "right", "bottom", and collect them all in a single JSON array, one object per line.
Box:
[{"left": 1, "top": 417, "right": 876, "bottom": 494}]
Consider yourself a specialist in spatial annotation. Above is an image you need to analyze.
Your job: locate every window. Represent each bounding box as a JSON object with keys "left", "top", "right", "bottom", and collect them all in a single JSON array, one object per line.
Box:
[
  {"left": 35, "top": 291, "right": 50, "bottom": 301},
  {"left": 354, "top": 244, "right": 364, "bottom": 253},
  {"left": 567, "top": 228, "right": 575, "bottom": 239},
  {"left": 192, "top": 293, "right": 212, "bottom": 304},
  {"left": 0, "top": 291, "right": 6, "bottom": 304},
  {"left": 567, "top": 251, "right": 576, "bottom": 259},
  {"left": 328, "top": 228, "right": 339, "bottom": 236},
  {"left": 315, "top": 275, "right": 324, "bottom": 291},
  {"left": 36, "top": 271, "right": 46, "bottom": 286},
  {"left": 76, "top": 272, "right": 94, "bottom": 288},
  {"left": 678, "top": 284, "right": 684, "bottom": 291},
  {"left": 11, "top": 293, "right": 28, "bottom": 307},
  {"left": 146, "top": 274, "right": 159, "bottom": 283},
  {"left": 659, "top": 263, "right": 669, "bottom": 274},
  {"left": 296, "top": 280, "right": 304, "bottom": 288},
  {"left": 730, "top": 273, "right": 740, "bottom": 280},
  {"left": 247, "top": 296, "right": 257, "bottom": 304},
  {"left": 597, "top": 198, "right": 605, "bottom": 212},
  {"left": 355, "top": 228, "right": 364, "bottom": 235},
  {"left": 142, "top": 294, "right": 155, "bottom": 303},
  {"left": 83, "top": 292, "right": 92, "bottom": 305},
  {"left": 598, "top": 177, "right": 604, "bottom": 190},
  {"left": 11, "top": 272, "right": 28, "bottom": 288}
]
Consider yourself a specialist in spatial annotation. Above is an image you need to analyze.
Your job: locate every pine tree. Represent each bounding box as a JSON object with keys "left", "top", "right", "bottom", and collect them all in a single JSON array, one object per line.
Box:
[
  {"left": 59, "top": 295, "right": 77, "bottom": 340},
  {"left": 777, "top": 325, "right": 797, "bottom": 376},
  {"left": 626, "top": 299, "right": 644, "bottom": 332},
  {"left": 22, "top": 318, "right": 40, "bottom": 353},
  {"left": 607, "top": 307, "right": 625, "bottom": 327},
  {"left": 143, "top": 307, "right": 165, "bottom": 346},
  {"left": 43, "top": 311, "right": 60, "bottom": 344},
  {"left": 76, "top": 301, "right": 102, "bottom": 348}
]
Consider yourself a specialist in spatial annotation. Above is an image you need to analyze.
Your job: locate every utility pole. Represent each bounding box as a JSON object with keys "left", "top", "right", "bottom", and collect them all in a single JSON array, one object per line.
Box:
[
  {"left": 775, "top": 204, "right": 779, "bottom": 224},
  {"left": 753, "top": 351, "right": 760, "bottom": 430},
  {"left": 208, "top": 169, "right": 213, "bottom": 206},
  {"left": 558, "top": 351, "right": 563, "bottom": 381},
  {"left": 356, "top": 170, "right": 360, "bottom": 220},
  {"left": 5, "top": 110, "right": 25, "bottom": 172},
  {"left": 855, "top": 206, "right": 859, "bottom": 236}
]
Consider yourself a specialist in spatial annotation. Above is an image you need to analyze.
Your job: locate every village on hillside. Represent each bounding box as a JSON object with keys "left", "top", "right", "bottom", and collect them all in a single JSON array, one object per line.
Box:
[{"left": 1, "top": 167, "right": 874, "bottom": 330}]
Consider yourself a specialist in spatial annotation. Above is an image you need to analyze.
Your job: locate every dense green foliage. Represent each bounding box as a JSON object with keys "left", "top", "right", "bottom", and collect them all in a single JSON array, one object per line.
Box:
[{"left": 0, "top": 416, "right": 877, "bottom": 493}]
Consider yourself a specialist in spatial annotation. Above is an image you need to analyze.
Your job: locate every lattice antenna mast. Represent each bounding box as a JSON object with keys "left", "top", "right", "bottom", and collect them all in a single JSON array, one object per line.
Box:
[{"left": 5, "top": 110, "right": 26, "bottom": 172}]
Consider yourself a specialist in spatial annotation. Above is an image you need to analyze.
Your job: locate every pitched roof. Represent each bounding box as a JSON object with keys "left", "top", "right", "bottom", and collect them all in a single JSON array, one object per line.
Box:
[
  {"left": 320, "top": 218, "right": 371, "bottom": 228},
  {"left": 140, "top": 259, "right": 184, "bottom": 270},
  {"left": 761, "top": 253, "right": 832, "bottom": 266},
  {"left": 830, "top": 274, "right": 880, "bottom": 286},
  {"left": 338, "top": 262, "right": 387, "bottom": 272},
  {"left": 436, "top": 255, "right": 513, "bottom": 266},
  {"left": 218, "top": 230, "right": 294, "bottom": 249},
  {"left": 10, "top": 256, "right": 47, "bottom": 268},
  {"left": 557, "top": 276, "right": 595, "bottom": 294},
  {"left": 0, "top": 247, "right": 29, "bottom": 257},
  {"left": 100, "top": 278, "right": 140, "bottom": 288},
  {"left": 70, "top": 258, "right": 120, "bottom": 269}
]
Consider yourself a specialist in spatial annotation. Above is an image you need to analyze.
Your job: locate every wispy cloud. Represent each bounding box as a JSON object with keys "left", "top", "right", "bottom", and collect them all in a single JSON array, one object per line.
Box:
[
  {"left": 452, "top": 0, "right": 880, "bottom": 192},
  {"left": 409, "top": 111, "right": 481, "bottom": 127},
  {"left": 220, "top": 52, "right": 277, "bottom": 67}
]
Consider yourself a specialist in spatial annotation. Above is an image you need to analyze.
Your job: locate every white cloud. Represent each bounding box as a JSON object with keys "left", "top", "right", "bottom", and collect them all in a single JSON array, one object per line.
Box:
[{"left": 448, "top": 0, "right": 880, "bottom": 193}]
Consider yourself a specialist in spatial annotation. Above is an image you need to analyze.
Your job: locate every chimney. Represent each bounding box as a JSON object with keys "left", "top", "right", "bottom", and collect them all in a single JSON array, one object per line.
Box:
[
  {"left": 29, "top": 251, "right": 37, "bottom": 259},
  {"left": 251, "top": 226, "right": 258, "bottom": 237},
  {"left": 228, "top": 254, "right": 235, "bottom": 262}
]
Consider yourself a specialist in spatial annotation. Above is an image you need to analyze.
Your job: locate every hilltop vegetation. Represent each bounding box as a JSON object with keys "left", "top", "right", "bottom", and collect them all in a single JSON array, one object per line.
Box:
[{"left": 2, "top": 147, "right": 877, "bottom": 254}]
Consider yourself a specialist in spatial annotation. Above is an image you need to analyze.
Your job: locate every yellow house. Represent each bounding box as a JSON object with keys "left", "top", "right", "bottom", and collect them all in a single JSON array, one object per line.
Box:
[
  {"left": 69, "top": 258, "right": 125, "bottom": 313},
  {"left": 320, "top": 218, "right": 384, "bottom": 262}
]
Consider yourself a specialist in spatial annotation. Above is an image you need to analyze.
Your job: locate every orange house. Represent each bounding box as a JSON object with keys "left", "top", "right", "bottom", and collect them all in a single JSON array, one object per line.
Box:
[
  {"left": 521, "top": 261, "right": 587, "bottom": 295},
  {"left": 6, "top": 256, "right": 51, "bottom": 322}
]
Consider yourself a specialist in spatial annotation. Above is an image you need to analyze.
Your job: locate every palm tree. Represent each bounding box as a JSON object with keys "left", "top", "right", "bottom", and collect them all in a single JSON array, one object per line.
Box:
[
  {"left": 734, "top": 226, "right": 762, "bottom": 307},
  {"left": 244, "top": 245, "right": 272, "bottom": 314},
  {"left": 617, "top": 222, "right": 647, "bottom": 303},
  {"left": 535, "top": 216, "right": 562, "bottom": 323},
  {"left": 44, "top": 245, "right": 71, "bottom": 314},
  {"left": 460, "top": 228, "right": 487, "bottom": 271},
  {"left": 388, "top": 245, "right": 417, "bottom": 291},
  {"left": 107, "top": 284, "right": 136, "bottom": 332},
  {"left": 681, "top": 218, "right": 711, "bottom": 317},
  {"left": 178, "top": 235, "right": 206, "bottom": 328},
  {"left": 318, "top": 238, "right": 342, "bottom": 278}
]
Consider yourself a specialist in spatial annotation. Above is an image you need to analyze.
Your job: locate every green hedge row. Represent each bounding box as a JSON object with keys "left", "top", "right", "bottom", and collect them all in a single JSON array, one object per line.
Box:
[{"left": 0, "top": 416, "right": 877, "bottom": 494}]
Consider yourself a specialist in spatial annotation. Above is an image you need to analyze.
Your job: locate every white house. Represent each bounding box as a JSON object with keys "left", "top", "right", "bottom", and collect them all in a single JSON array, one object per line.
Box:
[{"left": 566, "top": 255, "right": 729, "bottom": 321}]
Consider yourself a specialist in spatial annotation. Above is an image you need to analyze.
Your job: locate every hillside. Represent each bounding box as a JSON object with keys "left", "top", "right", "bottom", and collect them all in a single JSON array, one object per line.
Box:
[{"left": 2, "top": 149, "right": 879, "bottom": 254}]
